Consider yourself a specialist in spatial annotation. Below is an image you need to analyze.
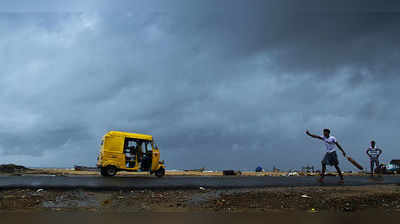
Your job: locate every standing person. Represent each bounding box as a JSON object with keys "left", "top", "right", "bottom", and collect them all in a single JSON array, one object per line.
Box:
[
  {"left": 366, "top": 140, "right": 383, "bottom": 176},
  {"left": 306, "top": 129, "right": 347, "bottom": 184},
  {"left": 125, "top": 148, "right": 136, "bottom": 168}
]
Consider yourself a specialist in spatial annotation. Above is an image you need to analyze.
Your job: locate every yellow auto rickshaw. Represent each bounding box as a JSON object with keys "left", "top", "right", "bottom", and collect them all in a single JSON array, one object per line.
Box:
[{"left": 96, "top": 131, "right": 165, "bottom": 177}]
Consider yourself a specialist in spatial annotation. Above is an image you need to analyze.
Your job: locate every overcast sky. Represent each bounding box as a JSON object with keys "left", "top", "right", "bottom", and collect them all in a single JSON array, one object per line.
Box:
[{"left": 0, "top": 1, "right": 400, "bottom": 170}]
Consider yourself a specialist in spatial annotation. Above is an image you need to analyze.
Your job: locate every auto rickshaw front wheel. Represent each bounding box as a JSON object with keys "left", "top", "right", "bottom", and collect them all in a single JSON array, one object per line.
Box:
[
  {"left": 155, "top": 167, "right": 165, "bottom": 178},
  {"left": 101, "top": 166, "right": 117, "bottom": 177}
]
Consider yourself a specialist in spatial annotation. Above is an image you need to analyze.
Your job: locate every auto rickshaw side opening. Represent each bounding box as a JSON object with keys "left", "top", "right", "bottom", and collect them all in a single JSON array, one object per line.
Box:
[{"left": 97, "top": 131, "right": 165, "bottom": 177}]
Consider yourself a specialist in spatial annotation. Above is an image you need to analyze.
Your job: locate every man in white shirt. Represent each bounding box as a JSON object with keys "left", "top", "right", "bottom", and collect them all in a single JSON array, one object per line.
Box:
[
  {"left": 125, "top": 148, "right": 136, "bottom": 168},
  {"left": 366, "top": 140, "right": 383, "bottom": 176},
  {"left": 306, "top": 129, "right": 347, "bottom": 184}
]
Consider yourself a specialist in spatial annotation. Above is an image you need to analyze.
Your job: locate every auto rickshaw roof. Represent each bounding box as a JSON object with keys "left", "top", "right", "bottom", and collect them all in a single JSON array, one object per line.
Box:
[{"left": 105, "top": 131, "right": 153, "bottom": 141}]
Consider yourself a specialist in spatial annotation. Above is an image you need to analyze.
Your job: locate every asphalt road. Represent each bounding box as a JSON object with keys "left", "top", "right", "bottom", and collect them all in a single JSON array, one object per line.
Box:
[{"left": 0, "top": 175, "right": 399, "bottom": 190}]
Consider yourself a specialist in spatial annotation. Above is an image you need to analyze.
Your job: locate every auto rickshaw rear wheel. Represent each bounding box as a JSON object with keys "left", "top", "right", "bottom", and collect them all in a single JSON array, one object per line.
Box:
[
  {"left": 102, "top": 166, "right": 117, "bottom": 177},
  {"left": 155, "top": 167, "right": 165, "bottom": 178}
]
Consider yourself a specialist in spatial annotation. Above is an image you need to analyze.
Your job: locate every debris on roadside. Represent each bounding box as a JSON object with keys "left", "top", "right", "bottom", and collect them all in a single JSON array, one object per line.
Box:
[
  {"left": 309, "top": 208, "right": 318, "bottom": 213},
  {"left": 74, "top": 165, "right": 98, "bottom": 171},
  {"left": 223, "top": 170, "right": 242, "bottom": 176},
  {"left": 343, "top": 202, "right": 353, "bottom": 212},
  {"left": 301, "top": 194, "right": 311, "bottom": 198},
  {"left": 287, "top": 171, "right": 299, "bottom": 176}
]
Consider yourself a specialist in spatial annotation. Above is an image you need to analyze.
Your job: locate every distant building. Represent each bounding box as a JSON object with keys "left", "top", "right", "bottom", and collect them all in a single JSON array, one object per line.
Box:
[
  {"left": 384, "top": 160, "right": 400, "bottom": 173},
  {"left": 389, "top": 160, "right": 400, "bottom": 169}
]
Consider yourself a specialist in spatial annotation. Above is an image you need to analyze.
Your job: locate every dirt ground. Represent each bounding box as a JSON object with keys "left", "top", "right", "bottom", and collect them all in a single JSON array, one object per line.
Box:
[{"left": 1, "top": 185, "right": 400, "bottom": 213}]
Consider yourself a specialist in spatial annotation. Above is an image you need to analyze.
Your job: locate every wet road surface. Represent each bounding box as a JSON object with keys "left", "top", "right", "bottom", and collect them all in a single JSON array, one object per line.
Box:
[{"left": 0, "top": 175, "right": 399, "bottom": 190}]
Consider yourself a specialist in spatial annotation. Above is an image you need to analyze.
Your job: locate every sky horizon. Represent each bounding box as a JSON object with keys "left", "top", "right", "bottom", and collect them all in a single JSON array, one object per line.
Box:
[{"left": 1, "top": 1, "right": 400, "bottom": 171}]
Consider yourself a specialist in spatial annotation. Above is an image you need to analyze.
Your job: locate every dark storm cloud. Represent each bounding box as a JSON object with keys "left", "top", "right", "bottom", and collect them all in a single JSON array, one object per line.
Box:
[{"left": 1, "top": 0, "right": 400, "bottom": 170}]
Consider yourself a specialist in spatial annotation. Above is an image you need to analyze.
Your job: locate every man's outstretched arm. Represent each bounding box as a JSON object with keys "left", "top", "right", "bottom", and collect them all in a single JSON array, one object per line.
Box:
[
  {"left": 305, "top": 130, "right": 323, "bottom": 140},
  {"left": 366, "top": 148, "right": 371, "bottom": 158},
  {"left": 378, "top": 148, "right": 383, "bottom": 157},
  {"left": 335, "top": 142, "right": 347, "bottom": 157}
]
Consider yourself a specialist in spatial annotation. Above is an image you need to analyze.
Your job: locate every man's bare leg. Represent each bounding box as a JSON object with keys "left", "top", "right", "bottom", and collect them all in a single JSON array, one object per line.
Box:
[
  {"left": 370, "top": 160, "right": 375, "bottom": 176},
  {"left": 374, "top": 160, "right": 380, "bottom": 177},
  {"left": 319, "top": 164, "right": 326, "bottom": 183},
  {"left": 334, "top": 164, "right": 344, "bottom": 184}
]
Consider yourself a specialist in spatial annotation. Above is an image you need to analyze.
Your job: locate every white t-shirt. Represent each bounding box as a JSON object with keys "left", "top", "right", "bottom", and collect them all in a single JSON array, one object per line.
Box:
[{"left": 322, "top": 136, "right": 337, "bottom": 153}]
